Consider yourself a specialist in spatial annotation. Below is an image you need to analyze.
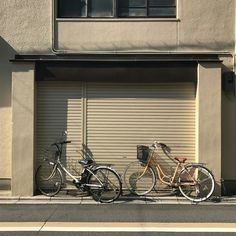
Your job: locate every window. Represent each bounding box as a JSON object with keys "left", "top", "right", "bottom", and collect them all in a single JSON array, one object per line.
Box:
[{"left": 57, "top": 0, "right": 176, "bottom": 18}]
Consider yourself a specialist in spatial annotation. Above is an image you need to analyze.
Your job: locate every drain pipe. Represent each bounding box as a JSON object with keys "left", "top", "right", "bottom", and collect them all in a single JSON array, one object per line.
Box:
[{"left": 234, "top": 4, "right": 236, "bottom": 96}]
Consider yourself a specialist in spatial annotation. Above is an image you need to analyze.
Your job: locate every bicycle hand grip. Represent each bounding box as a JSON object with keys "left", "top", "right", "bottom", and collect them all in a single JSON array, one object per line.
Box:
[
  {"left": 51, "top": 140, "right": 71, "bottom": 146},
  {"left": 63, "top": 140, "right": 71, "bottom": 144}
]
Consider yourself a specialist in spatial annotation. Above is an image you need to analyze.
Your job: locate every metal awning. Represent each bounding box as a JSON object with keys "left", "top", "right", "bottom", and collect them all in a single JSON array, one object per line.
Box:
[{"left": 11, "top": 53, "right": 222, "bottom": 82}]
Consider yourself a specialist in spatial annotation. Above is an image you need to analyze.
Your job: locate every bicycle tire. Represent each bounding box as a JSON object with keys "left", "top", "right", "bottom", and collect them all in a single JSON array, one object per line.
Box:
[
  {"left": 178, "top": 164, "right": 215, "bottom": 202},
  {"left": 87, "top": 167, "right": 122, "bottom": 203},
  {"left": 123, "top": 161, "right": 156, "bottom": 196},
  {"left": 35, "top": 163, "right": 62, "bottom": 197}
]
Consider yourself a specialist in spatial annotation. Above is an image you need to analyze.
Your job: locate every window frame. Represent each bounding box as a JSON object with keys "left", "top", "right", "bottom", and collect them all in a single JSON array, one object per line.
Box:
[{"left": 57, "top": 0, "right": 177, "bottom": 19}]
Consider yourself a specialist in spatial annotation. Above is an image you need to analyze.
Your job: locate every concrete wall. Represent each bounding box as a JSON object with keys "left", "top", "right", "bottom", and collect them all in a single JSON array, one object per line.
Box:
[
  {"left": 55, "top": 0, "right": 235, "bottom": 53},
  {"left": 197, "top": 63, "right": 221, "bottom": 189},
  {"left": 12, "top": 63, "right": 35, "bottom": 196}
]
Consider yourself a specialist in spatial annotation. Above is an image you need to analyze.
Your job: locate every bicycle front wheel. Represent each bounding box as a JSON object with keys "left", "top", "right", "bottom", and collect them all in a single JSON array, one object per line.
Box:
[
  {"left": 35, "top": 162, "right": 62, "bottom": 197},
  {"left": 123, "top": 161, "right": 156, "bottom": 196},
  {"left": 87, "top": 167, "right": 122, "bottom": 203},
  {"left": 178, "top": 165, "right": 215, "bottom": 202}
]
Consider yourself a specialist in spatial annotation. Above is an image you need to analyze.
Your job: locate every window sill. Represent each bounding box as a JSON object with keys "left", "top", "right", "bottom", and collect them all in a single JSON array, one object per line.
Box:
[{"left": 55, "top": 17, "right": 180, "bottom": 23}]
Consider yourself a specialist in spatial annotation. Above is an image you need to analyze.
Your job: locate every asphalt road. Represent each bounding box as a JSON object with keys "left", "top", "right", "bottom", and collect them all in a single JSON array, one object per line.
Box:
[{"left": 0, "top": 203, "right": 235, "bottom": 223}]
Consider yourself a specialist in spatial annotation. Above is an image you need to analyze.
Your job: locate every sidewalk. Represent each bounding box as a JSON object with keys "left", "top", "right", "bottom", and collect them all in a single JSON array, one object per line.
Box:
[{"left": 0, "top": 190, "right": 236, "bottom": 205}]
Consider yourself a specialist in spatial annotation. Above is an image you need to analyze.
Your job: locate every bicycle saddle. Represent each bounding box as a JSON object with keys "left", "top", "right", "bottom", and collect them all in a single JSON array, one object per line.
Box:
[
  {"left": 174, "top": 157, "right": 187, "bottom": 163},
  {"left": 79, "top": 159, "right": 93, "bottom": 166}
]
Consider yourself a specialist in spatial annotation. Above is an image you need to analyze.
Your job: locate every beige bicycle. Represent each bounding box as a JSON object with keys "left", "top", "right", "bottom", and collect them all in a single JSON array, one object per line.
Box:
[{"left": 124, "top": 141, "right": 215, "bottom": 202}]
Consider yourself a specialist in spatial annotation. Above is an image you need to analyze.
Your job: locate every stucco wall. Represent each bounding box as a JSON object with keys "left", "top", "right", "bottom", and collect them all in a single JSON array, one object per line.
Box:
[
  {"left": 0, "top": 0, "right": 51, "bottom": 178},
  {"left": 55, "top": 0, "right": 235, "bottom": 53},
  {"left": 197, "top": 63, "right": 221, "bottom": 187},
  {"left": 178, "top": 0, "right": 235, "bottom": 52}
]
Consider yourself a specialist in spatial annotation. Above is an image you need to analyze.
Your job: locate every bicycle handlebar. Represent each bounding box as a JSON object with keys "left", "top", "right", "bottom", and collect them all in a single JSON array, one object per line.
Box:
[
  {"left": 152, "top": 140, "right": 178, "bottom": 163},
  {"left": 63, "top": 140, "right": 72, "bottom": 144},
  {"left": 152, "top": 141, "right": 171, "bottom": 153}
]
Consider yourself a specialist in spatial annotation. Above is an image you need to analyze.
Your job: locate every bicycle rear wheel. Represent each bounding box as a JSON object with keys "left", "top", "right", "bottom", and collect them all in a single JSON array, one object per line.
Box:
[
  {"left": 123, "top": 161, "right": 156, "bottom": 196},
  {"left": 87, "top": 167, "right": 122, "bottom": 203},
  {"left": 178, "top": 165, "right": 215, "bottom": 202},
  {"left": 35, "top": 162, "right": 62, "bottom": 197}
]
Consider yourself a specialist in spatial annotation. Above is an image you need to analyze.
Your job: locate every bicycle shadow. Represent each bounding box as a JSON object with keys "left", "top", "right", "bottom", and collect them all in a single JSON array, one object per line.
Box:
[
  {"left": 119, "top": 192, "right": 155, "bottom": 203},
  {"left": 120, "top": 189, "right": 180, "bottom": 203},
  {"left": 80, "top": 144, "right": 95, "bottom": 161}
]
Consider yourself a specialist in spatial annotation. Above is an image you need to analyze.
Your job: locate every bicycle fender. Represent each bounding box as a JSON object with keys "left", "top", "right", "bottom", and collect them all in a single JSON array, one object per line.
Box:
[{"left": 183, "top": 163, "right": 205, "bottom": 168}]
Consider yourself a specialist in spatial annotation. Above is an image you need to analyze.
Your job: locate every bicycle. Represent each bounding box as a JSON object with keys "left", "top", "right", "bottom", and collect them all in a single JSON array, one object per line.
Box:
[
  {"left": 123, "top": 141, "right": 215, "bottom": 202},
  {"left": 35, "top": 136, "right": 122, "bottom": 203}
]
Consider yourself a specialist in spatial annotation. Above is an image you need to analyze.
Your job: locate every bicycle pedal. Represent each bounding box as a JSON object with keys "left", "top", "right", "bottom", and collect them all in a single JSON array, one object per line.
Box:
[
  {"left": 73, "top": 179, "right": 80, "bottom": 184},
  {"left": 73, "top": 179, "right": 82, "bottom": 188},
  {"left": 80, "top": 184, "right": 88, "bottom": 192}
]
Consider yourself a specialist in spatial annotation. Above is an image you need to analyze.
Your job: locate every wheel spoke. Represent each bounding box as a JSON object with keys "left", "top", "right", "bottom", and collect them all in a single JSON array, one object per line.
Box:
[
  {"left": 88, "top": 168, "right": 121, "bottom": 203},
  {"left": 123, "top": 161, "right": 156, "bottom": 196},
  {"left": 35, "top": 163, "right": 62, "bottom": 197},
  {"left": 178, "top": 165, "right": 215, "bottom": 202}
]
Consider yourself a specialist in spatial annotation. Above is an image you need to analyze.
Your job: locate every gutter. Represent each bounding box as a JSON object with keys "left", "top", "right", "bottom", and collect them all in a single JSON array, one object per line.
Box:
[{"left": 10, "top": 54, "right": 223, "bottom": 63}]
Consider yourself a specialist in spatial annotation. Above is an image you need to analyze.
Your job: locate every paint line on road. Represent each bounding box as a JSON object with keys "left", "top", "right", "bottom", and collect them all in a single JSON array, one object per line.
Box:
[
  {"left": 0, "top": 222, "right": 43, "bottom": 232},
  {"left": 0, "top": 222, "right": 236, "bottom": 232},
  {"left": 42, "top": 227, "right": 236, "bottom": 233}
]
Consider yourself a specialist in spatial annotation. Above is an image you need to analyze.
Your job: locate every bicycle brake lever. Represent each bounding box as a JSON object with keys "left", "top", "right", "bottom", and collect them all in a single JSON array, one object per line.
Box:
[{"left": 152, "top": 141, "right": 159, "bottom": 149}]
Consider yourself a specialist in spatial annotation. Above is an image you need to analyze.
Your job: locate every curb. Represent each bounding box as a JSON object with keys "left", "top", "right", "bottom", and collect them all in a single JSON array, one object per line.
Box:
[{"left": 0, "top": 194, "right": 236, "bottom": 205}]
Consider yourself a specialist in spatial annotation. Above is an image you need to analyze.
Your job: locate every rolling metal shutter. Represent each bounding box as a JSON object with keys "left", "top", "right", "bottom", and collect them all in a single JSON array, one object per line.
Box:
[
  {"left": 36, "top": 81, "right": 195, "bottom": 177},
  {"left": 36, "top": 81, "right": 83, "bottom": 175},
  {"left": 86, "top": 82, "right": 196, "bottom": 174}
]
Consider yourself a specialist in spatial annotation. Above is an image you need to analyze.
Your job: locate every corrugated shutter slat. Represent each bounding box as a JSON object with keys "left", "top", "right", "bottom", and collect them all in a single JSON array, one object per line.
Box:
[
  {"left": 86, "top": 83, "right": 195, "bottom": 174},
  {"left": 36, "top": 82, "right": 83, "bottom": 176},
  {"left": 37, "top": 81, "right": 196, "bottom": 180}
]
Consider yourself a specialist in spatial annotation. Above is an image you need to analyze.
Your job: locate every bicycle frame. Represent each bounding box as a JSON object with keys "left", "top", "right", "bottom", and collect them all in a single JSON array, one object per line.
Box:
[
  {"left": 123, "top": 141, "right": 215, "bottom": 202},
  {"left": 36, "top": 135, "right": 122, "bottom": 203},
  {"left": 48, "top": 157, "right": 109, "bottom": 189},
  {"left": 146, "top": 150, "right": 197, "bottom": 188},
  {"left": 52, "top": 142, "right": 104, "bottom": 188}
]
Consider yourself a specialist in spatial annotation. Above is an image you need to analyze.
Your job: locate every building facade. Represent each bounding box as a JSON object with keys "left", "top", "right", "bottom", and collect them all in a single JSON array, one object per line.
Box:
[{"left": 0, "top": 0, "right": 235, "bottom": 196}]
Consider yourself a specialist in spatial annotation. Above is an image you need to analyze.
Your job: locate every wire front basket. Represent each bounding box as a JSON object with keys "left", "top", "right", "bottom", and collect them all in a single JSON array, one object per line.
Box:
[{"left": 137, "top": 145, "right": 150, "bottom": 163}]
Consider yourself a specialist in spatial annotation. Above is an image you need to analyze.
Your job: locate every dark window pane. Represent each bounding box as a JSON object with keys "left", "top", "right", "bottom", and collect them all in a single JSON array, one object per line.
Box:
[
  {"left": 58, "top": 0, "right": 86, "bottom": 17},
  {"left": 88, "top": 0, "right": 114, "bottom": 17},
  {"left": 119, "top": 8, "right": 147, "bottom": 17},
  {"left": 149, "top": 7, "right": 176, "bottom": 17},
  {"left": 149, "top": 0, "right": 176, "bottom": 6},
  {"left": 58, "top": 0, "right": 176, "bottom": 18},
  {"left": 119, "top": 0, "right": 146, "bottom": 7}
]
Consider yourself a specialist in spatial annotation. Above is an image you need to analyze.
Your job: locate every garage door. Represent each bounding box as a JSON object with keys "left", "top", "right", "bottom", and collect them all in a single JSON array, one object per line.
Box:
[
  {"left": 86, "top": 82, "right": 196, "bottom": 174},
  {"left": 36, "top": 81, "right": 83, "bottom": 174},
  {"left": 36, "top": 81, "right": 195, "bottom": 176}
]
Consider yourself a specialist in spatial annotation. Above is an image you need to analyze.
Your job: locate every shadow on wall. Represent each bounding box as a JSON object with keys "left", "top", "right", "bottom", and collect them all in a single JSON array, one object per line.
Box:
[
  {"left": 0, "top": 36, "right": 17, "bottom": 107},
  {"left": 221, "top": 66, "right": 236, "bottom": 195}
]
